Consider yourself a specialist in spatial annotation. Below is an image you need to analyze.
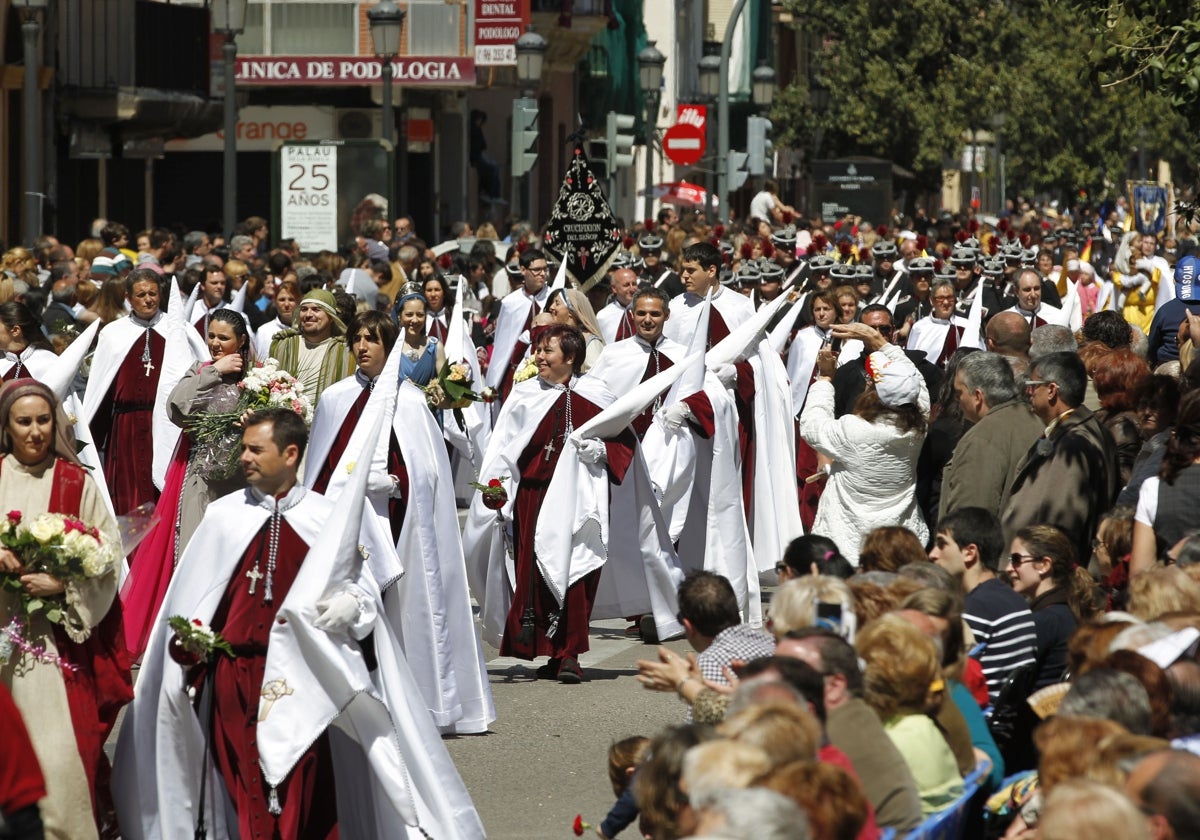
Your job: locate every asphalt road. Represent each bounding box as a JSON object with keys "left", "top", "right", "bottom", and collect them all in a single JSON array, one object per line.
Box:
[{"left": 446, "top": 618, "right": 694, "bottom": 840}]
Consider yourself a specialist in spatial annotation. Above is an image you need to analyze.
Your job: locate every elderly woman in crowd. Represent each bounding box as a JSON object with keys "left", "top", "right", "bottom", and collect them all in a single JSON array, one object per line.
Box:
[
  {"left": 800, "top": 323, "right": 930, "bottom": 565},
  {"left": 856, "top": 614, "right": 963, "bottom": 815}
]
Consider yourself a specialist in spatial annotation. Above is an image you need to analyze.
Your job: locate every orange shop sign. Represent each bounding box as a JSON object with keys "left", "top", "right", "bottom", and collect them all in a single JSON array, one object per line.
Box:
[{"left": 165, "top": 106, "right": 336, "bottom": 152}]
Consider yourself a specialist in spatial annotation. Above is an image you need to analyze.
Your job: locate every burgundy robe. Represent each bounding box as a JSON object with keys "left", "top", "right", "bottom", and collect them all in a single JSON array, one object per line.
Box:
[
  {"left": 615, "top": 310, "right": 636, "bottom": 342},
  {"left": 707, "top": 306, "right": 757, "bottom": 517},
  {"left": 90, "top": 330, "right": 165, "bottom": 518},
  {"left": 308, "top": 384, "right": 409, "bottom": 543},
  {"left": 500, "top": 390, "right": 634, "bottom": 661},
  {"left": 207, "top": 518, "right": 338, "bottom": 840}
]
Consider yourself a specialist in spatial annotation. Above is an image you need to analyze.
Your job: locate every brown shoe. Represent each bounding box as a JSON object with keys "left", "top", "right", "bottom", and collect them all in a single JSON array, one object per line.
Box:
[{"left": 557, "top": 656, "right": 583, "bottom": 684}]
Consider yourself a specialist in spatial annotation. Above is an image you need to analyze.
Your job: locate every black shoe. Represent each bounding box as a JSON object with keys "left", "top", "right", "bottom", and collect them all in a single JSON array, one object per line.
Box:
[
  {"left": 535, "top": 659, "right": 559, "bottom": 679},
  {"left": 639, "top": 615, "right": 659, "bottom": 645},
  {"left": 557, "top": 657, "right": 583, "bottom": 684}
]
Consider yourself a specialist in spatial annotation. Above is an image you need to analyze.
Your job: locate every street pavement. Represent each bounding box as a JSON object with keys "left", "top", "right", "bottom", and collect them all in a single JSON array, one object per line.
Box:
[{"left": 447, "top": 618, "right": 693, "bottom": 839}]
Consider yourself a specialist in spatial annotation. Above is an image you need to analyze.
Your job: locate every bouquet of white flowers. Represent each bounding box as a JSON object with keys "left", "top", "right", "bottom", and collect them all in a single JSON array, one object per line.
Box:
[
  {"left": 238, "top": 358, "right": 313, "bottom": 424},
  {"left": 183, "top": 359, "right": 313, "bottom": 479},
  {"left": 0, "top": 510, "right": 120, "bottom": 626}
]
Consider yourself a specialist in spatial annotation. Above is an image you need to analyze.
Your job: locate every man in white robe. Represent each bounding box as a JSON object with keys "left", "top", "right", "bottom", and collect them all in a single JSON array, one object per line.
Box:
[
  {"left": 664, "top": 242, "right": 755, "bottom": 348},
  {"left": 113, "top": 407, "right": 482, "bottom": 839},
  {"left": 595, "top": 267, "right": 640, "bottom": 344},
  {"left": 82, "top": 271, "right": 206, "bottom": 514},
  {"left": 484, "top": 248, "right": 551, "bottom": 403},
  {"left": 906, "top": 278, "right": 986, "bottom": 368},
  {"left": 1004, "top": 269, "right": 1070, "bottom": 329}
]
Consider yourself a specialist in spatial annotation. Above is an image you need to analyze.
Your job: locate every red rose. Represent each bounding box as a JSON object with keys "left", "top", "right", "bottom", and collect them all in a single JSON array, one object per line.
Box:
[
  {"left": 573, "top": 814, "right": 587, "bottom": 836},
  {"left": 488, "top": 479, "right": 502, "bottom": 488},
  {"left": 192, "top": 618, "right": 203, "bottom": 626},
  {"left": 6, "top": 510, "right": 20, "bottom": 522}
]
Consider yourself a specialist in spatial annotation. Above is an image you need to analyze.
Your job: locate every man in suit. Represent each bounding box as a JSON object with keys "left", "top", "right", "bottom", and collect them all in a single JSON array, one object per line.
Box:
[{"left": 1000, "top": 351, "right": 1119, "bottom": 562}]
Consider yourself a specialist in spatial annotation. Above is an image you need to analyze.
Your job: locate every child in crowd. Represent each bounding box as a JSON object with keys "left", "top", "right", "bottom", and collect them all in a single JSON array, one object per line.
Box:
[{"left": 598, "top": 736, "right": 649, "bottom": 838}]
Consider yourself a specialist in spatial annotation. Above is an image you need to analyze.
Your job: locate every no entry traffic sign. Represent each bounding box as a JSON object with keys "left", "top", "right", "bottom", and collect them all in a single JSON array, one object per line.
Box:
[{"left": 663, "top": 123, "right": 706, "bottom": 167}]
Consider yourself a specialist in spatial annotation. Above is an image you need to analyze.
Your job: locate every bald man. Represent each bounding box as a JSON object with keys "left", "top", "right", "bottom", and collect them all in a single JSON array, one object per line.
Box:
[
  {"left": 596, "top": 268, "right": 641, "bottom": 343},
  {"left": 985, "top": 310, "right": 1032, "bottom": 380}
]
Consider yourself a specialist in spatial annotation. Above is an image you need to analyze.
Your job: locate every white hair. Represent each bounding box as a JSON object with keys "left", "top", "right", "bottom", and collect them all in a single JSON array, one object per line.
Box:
[{"left": 700, "top": 787, "right": 811, "bottom": 840}]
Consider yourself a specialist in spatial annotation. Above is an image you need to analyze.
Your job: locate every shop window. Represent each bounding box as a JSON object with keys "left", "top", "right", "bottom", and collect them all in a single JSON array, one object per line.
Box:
[
  {"left": 269, "top": 2, "right": 357, "bottom": 55},
  {"left": 406, "top": 3, "right": 461, "bottom": 57}
]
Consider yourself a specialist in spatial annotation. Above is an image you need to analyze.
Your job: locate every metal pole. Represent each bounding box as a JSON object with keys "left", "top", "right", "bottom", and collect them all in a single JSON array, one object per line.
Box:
[
  {"left": 995, "top": 130, "right": 1003, "bottom": 215},
  {"left": 705, "top": 116, "right": 716, "bottom": 223},
  {"left": 21, "top": 16, "right": 41, "bottom": 247},
  {"left": 716, "top": 0, "right": 751, "bottom": 223},
  {"left": 381, "top": 58, "right": 394, "bottom": 144},
  {"left": 222, "top": 36, "right": 238, "bottom": 243},
  {"left": 643, "top": 92, "right": 658, "bottom": 222}
]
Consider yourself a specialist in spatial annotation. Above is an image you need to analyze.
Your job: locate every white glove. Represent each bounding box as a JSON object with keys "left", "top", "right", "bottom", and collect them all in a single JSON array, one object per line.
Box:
[
  {"left": 573, "top": 437, "right": 608, "bottom": 465},
  {"left": 712, "top": 363, "right": 738, "bottom": 387},
  {"left": 313, "top": 589, "right": 364, "bottom": 633},
  {"left": 659, "top": 401, "right": 693, "bottom": 432},
  {"left": 366, "top": 471, "right": 404, "bottom": 499}
]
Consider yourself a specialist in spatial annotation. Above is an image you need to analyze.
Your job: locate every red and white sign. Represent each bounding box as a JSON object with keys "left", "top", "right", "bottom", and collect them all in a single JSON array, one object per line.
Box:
[
  {"left": 677, "top": 104, "right": 708, "bottom": 133},
  {"left": 663, "top": 123, "right": 706, "bottom": 167},
  {"left": 235, "top": 56, "right": 476, "bottom": 87},
  {"left": 474, "top": 0, "right": 528, "bottom": 67}
]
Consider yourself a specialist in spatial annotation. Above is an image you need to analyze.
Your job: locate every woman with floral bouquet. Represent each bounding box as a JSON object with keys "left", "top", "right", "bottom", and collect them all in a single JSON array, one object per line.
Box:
[
  {"left": 0, "top": 379, "right": 130, "bottom": 839},
  {"left": 122, "top": 309, "right": 310, "bottom": 659}
]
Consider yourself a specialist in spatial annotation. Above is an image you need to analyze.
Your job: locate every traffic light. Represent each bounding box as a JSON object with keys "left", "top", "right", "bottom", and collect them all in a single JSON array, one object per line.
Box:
[
  {"left": 728, "top": 151, "right": 749, "bottom": 191},
  {"left": 606, "top": 112, "right": 636, "bottom": 173},
  {"left": 511, "top": 97, "right": 539, "bottom": 177},
  {"left": 747, "top": 116, "right": 774, "bottom": 176}
]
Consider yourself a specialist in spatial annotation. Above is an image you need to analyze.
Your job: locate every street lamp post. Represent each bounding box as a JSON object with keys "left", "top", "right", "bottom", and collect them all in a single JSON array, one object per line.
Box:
[
  {"left": 715, "top": 0, "right": 751, "bottom": 222},
  {"left": 15, "top": 0, "right": 48, "bottom": 247},
  {"left": 989, "top": 111, "right": 1007, "bottom": 215},
  {"left": 514, "top": 26, "right": 547, "bottom": 221},
  {"left": 213, "top": 0, "right": 248, "bottom": 244},
  {"left": 638, "top": 41, "right": 665, "bottom": 223},
  {"left": 697, "top": 55, "right": 720, "bottom": 222},
  {"left": 368, "top": 0, "right": 405, "bottom": 147}
]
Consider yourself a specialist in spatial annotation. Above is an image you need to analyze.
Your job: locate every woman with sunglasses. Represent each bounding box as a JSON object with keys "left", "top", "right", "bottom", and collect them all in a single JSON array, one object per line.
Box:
[{"left": 1003, "top": 524, "right": 1101, "bottom": 689}]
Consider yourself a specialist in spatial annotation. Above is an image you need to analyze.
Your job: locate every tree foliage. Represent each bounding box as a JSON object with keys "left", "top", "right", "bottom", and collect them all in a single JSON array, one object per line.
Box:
[{"left": 776, "top": 0, "right": 1191, "bottom": 203}]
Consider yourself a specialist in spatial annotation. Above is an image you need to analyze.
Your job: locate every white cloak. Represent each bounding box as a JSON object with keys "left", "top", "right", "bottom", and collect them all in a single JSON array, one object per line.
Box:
[
  {"left": 1004, "top": 302, "right": 1070, "bottom": 328},
  {"left": 112, "top": 486, "right": 478, "bottom": 839},
  {"left": 664, "top": 288, "right": 755, "bottom": 345},
  {"left": 483, "top": 286, "right": 549, "bottom": 391},
  {"left": 906, "top": 315, "right": 985, "bottom": 364},
  {"left": 596, "top": 301, "right": 631, "bottom": 345},
  {"left": 463, "top": 375, "right": 673, "bottom": 647},
  {"left": 81, "top": 311, "right": 208, "bottom": 492},
  {"left": 310, "top": 376, "right": 495, "bottom": 735}
]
